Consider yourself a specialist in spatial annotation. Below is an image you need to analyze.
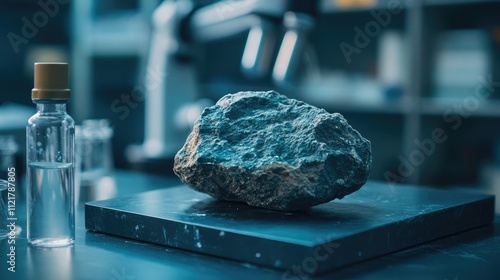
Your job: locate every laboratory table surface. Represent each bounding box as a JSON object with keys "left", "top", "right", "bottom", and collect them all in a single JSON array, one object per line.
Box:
[{"left": 1, "top": 170, "right": 499, "bottom": 280}]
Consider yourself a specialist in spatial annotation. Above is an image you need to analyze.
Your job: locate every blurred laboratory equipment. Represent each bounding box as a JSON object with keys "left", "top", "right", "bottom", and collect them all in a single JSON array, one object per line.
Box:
[
  {"left": 0, "top": 180, "right": 9, "bottom": 239},
  {"left": 301, "top": 28, "right": 405, "bottom": 106},
  {"left": 377, "top": 30, "right": 405, "bottom": 101},
  {"left": 432, "top": 29, "right": 491, "bottom": 102},
  {"left": 76, "top": 119, "right": 116, "bottom": 204},
  {"left": 128, "top": 0, "right": 319, "bottom": 166},
  {"left": 0, "top": 135, "right": 19, "bottom": 183},
  {"left": 26, "top": 63, "right": 75, "bottom": 247},
  {"left": 479, "top": 136, "right": 500, "bottom": 214},
  {"left": 0, "top": 135, "right": 21, "bottom": 239}
]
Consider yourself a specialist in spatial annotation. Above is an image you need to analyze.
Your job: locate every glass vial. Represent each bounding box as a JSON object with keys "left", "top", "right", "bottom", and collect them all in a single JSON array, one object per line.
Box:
[
  {"left": 26, "top": 63, "right": 75, "bottom": 247},
  {"left": 76, "top": 119, "right": 116, "bottom": 204}
]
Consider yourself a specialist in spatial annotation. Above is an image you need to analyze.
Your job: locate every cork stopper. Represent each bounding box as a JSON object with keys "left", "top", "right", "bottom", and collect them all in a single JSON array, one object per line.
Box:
[{"left": 32, "top": 62, "right": 70, "bottom": 100}]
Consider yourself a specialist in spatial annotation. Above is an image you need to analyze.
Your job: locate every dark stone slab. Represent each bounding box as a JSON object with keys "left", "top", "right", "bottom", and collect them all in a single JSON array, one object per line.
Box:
[{"left": 85, "top": 182, "right": 494, "bottom": 276}]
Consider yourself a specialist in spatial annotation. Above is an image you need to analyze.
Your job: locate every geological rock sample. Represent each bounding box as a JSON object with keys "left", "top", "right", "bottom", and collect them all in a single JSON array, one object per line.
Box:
[{"left": 174, "top": 91, "right": 372, "bottom": 211}]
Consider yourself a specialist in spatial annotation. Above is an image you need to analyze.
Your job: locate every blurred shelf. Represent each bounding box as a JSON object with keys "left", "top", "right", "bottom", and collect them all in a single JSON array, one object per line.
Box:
[
  {"left": 424, "top": 0, "right": 500, "bottom": 6},
  {"left": 320, "top": 0, "right": 408, "bottom": 13},
  {"left": 420, "top": 98, "right": 500, "bottom": 117},
  {"left": 203, "top": 83, "right": 409, "bottom": 114},
  {"left": 202, "top": 82, "right": 271, "bottom": 97},
  {"left": 71, "top": 1, "right": 157, "bottom": 121},
  {"left": 87, "top": 15, "right": 150, "bottom": 56},
  {"left": 313, "top": 99, "right": 411, "bottom": 114},
  {"left": 75, "top": 13, "right": 150, "bottom": 57},
  {"left": 320, "top": 0, "right": 500, "bottom": 13}
]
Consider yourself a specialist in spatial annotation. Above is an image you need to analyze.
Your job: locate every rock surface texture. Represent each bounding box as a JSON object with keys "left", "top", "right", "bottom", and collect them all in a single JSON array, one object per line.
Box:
[{"left": 173, "top": 91, "right": 372, "bottom": 211}]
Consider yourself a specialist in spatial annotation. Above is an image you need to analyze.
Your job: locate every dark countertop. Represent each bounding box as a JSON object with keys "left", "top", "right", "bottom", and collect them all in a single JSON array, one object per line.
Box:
[{"left": 1, "top": 170, "right": 499, "bottom": 280}]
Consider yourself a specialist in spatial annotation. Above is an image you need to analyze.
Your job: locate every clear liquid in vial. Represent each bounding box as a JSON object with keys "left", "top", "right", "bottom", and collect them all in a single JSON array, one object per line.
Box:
[{"left": 27, "top": 162, "right": 74, "bottom": 247}]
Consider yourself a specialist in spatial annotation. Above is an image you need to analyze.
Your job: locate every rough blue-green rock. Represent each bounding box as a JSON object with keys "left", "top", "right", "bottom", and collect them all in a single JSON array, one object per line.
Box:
[{"left": 173, "top": 91, "right": 372, "bottom": 211}]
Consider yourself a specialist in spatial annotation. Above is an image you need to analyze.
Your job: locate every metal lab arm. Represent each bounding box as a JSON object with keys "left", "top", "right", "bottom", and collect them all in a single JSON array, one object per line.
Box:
[
  {"left": 140, "top": 0, "right": 198, "bottom": 158},
  {"left": 187, "top": 0, "right": 315, "bottom": 80},
  {"left": 136, "top": 0, "right": 317, "bottom": 161}
]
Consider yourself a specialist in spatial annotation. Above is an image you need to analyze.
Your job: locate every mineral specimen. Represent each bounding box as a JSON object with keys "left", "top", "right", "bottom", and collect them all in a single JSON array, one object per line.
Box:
[{"left": 173, "top": 91, "right": 372, "bottom": 211}]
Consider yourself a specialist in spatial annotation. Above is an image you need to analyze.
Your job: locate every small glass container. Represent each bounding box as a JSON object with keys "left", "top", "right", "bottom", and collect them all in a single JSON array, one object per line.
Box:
[
  {"left": 26, "top": 63, "right": 75, "bottom": 247},
  {"left": 76, "top": 119, "right": 116, "bottom": 203}
]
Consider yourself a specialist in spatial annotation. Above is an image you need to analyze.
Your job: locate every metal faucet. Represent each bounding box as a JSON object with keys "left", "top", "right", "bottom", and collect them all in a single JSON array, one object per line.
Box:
[{"left": 127, "top": 0, "right": 317, "bottom": 164}]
